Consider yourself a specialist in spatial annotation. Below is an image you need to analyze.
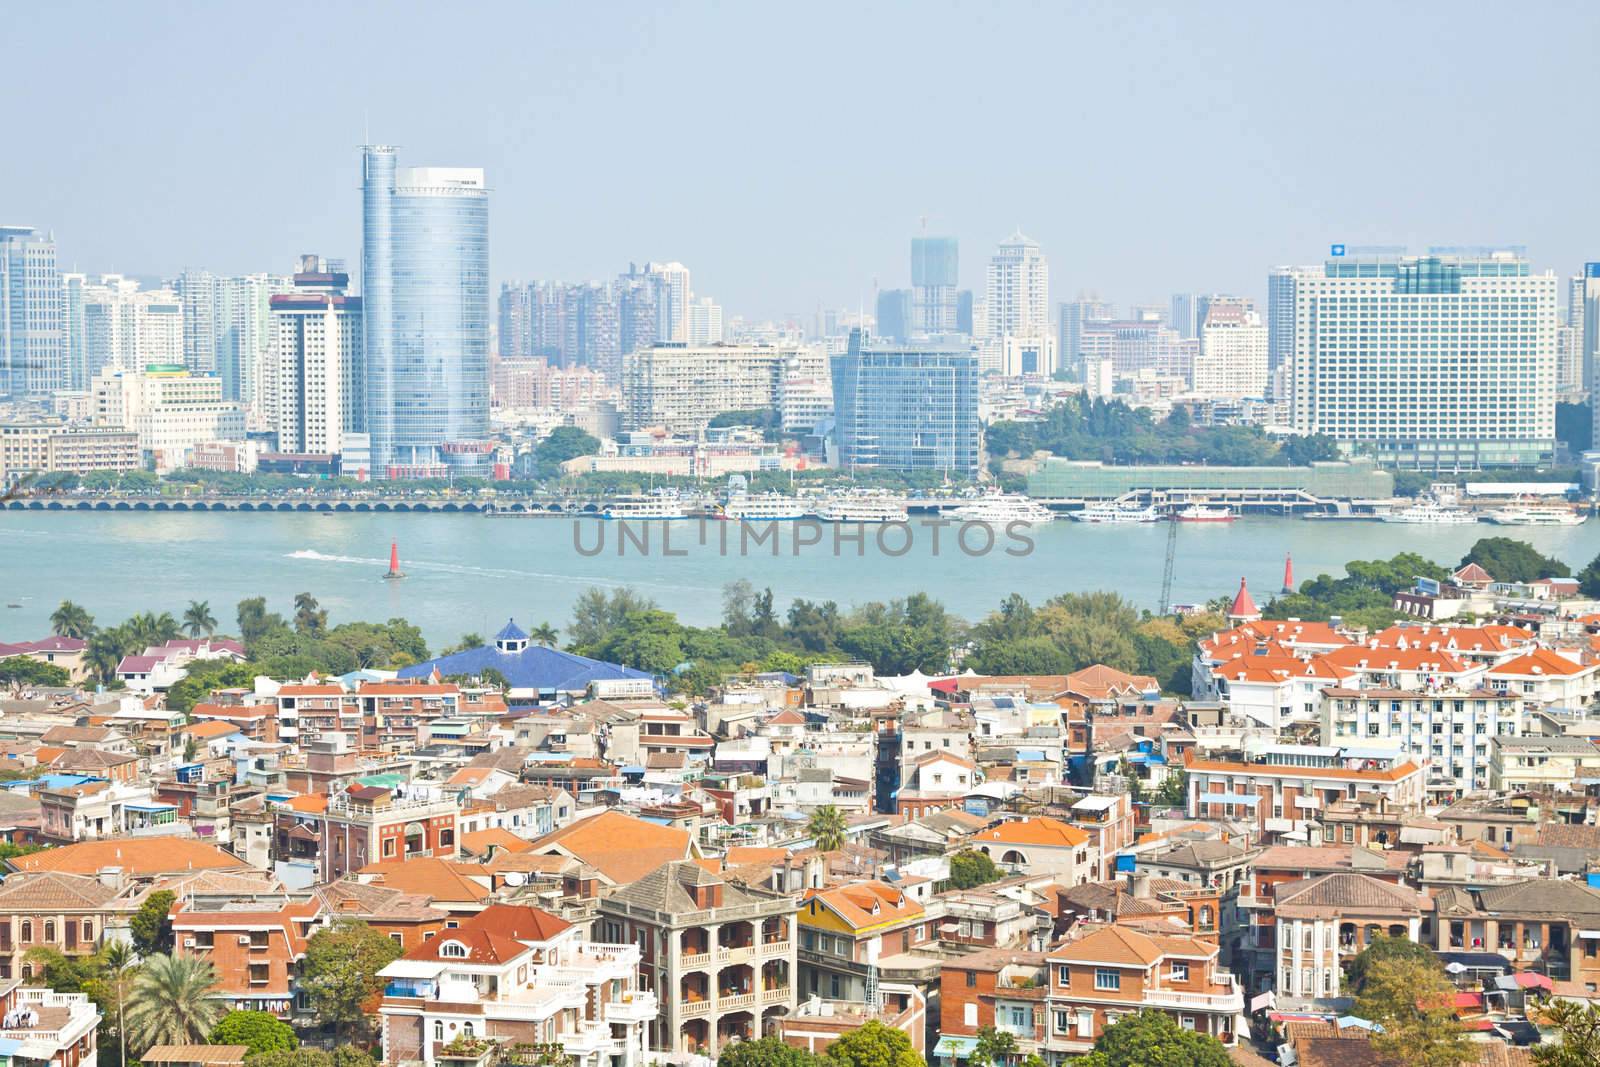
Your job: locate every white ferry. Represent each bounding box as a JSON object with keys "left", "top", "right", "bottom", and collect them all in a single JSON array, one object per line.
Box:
[
  {"left": 949, "top": 494, "right": 1055, "bottom": 525},
  {"left": 1484, "top": 506, "right": 1586, "bottom": 527},
  {"left": 1379, "top": 501, "right": 1478, "bottom": 525},
  {"left": 1070, "top": 503, "right": 1161, "bottom": 524},
  {"left": 1174, "top": 504, "right": 1235, "bottom": 523},
  {"left": 723, "top": 493, "right": 808, "bottom": 521},
  {"left": 812, "top": 492, "right": 910, "bottom": 523},
  {"left": 600, "top": 497, "right": 690, "bottom": 520}
]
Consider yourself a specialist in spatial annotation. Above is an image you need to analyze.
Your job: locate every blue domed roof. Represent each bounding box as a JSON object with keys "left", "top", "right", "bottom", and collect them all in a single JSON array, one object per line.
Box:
[{"left": 495, "top": 618, "right": 529, "bottom": 642}]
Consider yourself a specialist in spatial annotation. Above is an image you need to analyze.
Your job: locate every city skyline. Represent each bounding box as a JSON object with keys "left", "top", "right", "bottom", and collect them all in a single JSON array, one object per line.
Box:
[{"left": 7, "top": 2, "right": 1598, "bottom": 320}]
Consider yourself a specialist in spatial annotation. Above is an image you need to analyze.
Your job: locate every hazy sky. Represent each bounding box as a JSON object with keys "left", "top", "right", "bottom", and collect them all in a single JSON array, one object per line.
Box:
[{"left": 7, "top": 2, "right": 1596, "bottom": 321}]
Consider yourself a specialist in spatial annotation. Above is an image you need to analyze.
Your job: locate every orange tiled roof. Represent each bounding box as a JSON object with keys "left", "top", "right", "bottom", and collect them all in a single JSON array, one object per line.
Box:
[
  {"left": 279, "top": 794, "right": 328, "bottom": 814},
  {"left": 1048, "top": 923, "right": 1217, "bottom": 966},
  {"left": 805, "top": 880, "right": 923, "bottom": 929},
  {"left": 972, "top": 816, "right": 1090, "bottom": 849},
  {"left": 1486, "top": 648, "right": 1589, "bottom": 678},
  {"left": 403, "top": 927, "right": 528, "bottom": 964},
  {"left": 356, "top": 857, "right": 491, "bottom": 902},
  {"left": 461, "top": 902, "right": 571, "bottom": 942},
  {"left": 458, "top": 828, "right": 533, "bottom": 856},
  {"left": 9, "top": 839, "right": 249, "bottom": 877},
  {"left": 187, "top": 721, "right": 242, "bottom": 740},
  {"left": 524, "top": 809, "right": 692, "bottom": 885}
]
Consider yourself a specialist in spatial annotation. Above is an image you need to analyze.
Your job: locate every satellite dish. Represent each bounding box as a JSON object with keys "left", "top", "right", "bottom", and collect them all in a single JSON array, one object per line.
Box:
[{"left": 503, "top": 872, "right": 527, "bottom": 887}]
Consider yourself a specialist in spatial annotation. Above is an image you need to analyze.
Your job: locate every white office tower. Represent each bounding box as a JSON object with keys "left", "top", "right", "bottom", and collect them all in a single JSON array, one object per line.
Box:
[
  {"left": 646, "top": 262, "right": 692, "bottom": 342},
  {"left": 685, "top": 296, "right": 724, "bottom": 344},
  {"left": 267, "top": 256, "right": 363, "bottom": 454},
  {"left": 218, "top": 273, "right": 293, "bottom": 410},
  {"left": 80, "top": 277, "right": 184, "bottom": 375},
  {"left": 91, "top": 364, "right": 246, "bottom": 469},
  {"left": 0, "top": 226, "right": 62, "bottom": 399},
  {"left": 623, "top": 342, "right": 822, "bottom": 434},
  {"left": 1192, "top": 300, "right": 1268, "bottom": 400},
  {"left": 1290, "top": 250, "right": 1558, "bottom": 468},
  {"left": 1267, "top": 265, "right": 1318, "bottom": 392},
  {"left": 999, "top": 333, "right": 1058, "bottom": 377},
  {"left": 984, "top": 230, "right": 1049, "bottom": 340}
]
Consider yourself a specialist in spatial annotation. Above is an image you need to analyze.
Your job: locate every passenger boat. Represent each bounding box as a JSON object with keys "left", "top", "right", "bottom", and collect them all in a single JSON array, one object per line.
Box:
[
  {"left": 600, "top": 497, "right": 690, "bottom": 520},
  {"left": 1174, "top": 505, "right": 1235, "bottom": 523},
  {"left": 723, "top": 493, "right": 808, "bottom": 521},
  {"left": 1379, "top": 501, "right": 1477, "bottom": 525},
  {"left": 1070, "top": 503, "right": 1161, "bottom": 524},
  {"left": 811, "top": 491, "right": 910, "bottom": 523},
  {"left": 949, "top": 494, "right": 1055, "bottom": 524},
  {"left": 1483, "top": 506, "right": 1586, "bottom": 527}
]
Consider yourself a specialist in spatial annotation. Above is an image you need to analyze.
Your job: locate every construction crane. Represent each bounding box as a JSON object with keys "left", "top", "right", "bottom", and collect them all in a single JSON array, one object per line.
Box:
[{"left": 1157, "top": 513, "right": 1179, "bottom": 614}]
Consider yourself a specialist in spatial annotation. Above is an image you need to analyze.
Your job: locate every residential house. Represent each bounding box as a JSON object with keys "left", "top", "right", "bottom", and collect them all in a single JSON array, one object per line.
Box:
[{"left": 970, "top": 817, "right": 1095, "bottom": 886}]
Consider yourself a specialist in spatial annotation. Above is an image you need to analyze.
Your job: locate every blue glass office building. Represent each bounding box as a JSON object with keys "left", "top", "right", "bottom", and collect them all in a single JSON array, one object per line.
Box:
[
  {"left": 831, "top": 330, "right": 979, "bottom": 475},
  {"left": 362, "top": 146, "right": 491, "bottom": 478}
]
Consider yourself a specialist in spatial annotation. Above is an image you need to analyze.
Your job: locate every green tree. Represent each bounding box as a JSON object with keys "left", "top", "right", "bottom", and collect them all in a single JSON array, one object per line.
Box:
[
  {"left": 716, "top": 1036, "right": 819, "bottom": 1067},
  {"left": 825, "top": 1019, "right": 923, "bottom": 1067},
  {"left": 0, "top": 657, "right": 71, "bottom": 696},
  {"left": 125, "top": 953, "right": 224, "bottom": 1054},
  {"left": 1154, "top": 768, "right": 1187, "bottom": 808},
  {"left": 1352, "top": 957, "right": 1471, "bottom": 1067},
  {"left": 246, "top": 1052, "right": 335, "bottom": 1067},
  {"left": 211, "top": 1010, "right": 298, "bottom": 1055},
  {"left": 1458, "top": 537, "right": 1570, "bottom": 583},
  {"left": 441, "top": 633, "right": 484, "bottom": 656},
  {"left": 50, "top": 600, "right": 96, "bottom": 639},
  {"left": 130, "top": 890, "right": 176, "bottom": 956},
  {"left": 300, "top": 919, "right": 403, "bottom": 1043},
  {"left": 293, "top": 592, "right": 328, "bottom": 636},
  {"left": 331, "top": 1048, "right": 379, "bottom": 1067},
  {"left": 1345, "top": 932, "right": 1440, "bottom": 992},
  {"left": 949, "top": 850, "right": 1001, "bottom": 890},
  {"left": 971, "top": 1025, "right": 1018, "bottom": 1067},
  {"left": 1534, "top": 999, "right": 1600, "bottom": 1067},
  {"left": 534, "top": 426, "right": 601, "bottom": 478},
  {"left": 529, "top": 623, "right": 559, "bottom": 647},
  {"left": 101, "top": 941, "right": 136, "bottom": 1067},
  {"left": 806, "top": 805, "right": 848, "bottom": 851},
  {"left": 1078, "top": 1009, "right": 1231, "bottom": 1067},
  {"left": 181, "top": 600, "right": 218, "bottom": 638}
]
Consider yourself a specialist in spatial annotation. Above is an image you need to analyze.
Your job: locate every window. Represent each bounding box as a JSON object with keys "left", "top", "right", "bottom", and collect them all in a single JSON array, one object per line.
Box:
[
  {"left": 81, "top": 921, "right": 91, "bottom": 940},
  {"left": 1053, "top": 1010, "right": 1069, "bottom": 1034},
  {"left": 434, "top": 1023, "right": 445, "bottom": 1042},
  {"left": 439, "top": 941, "right": 468, "bottom": 958},
  {"left": 1009, "top": 1007, "right": 1026, "bottom": 1028},
  {"left": 966, "top": 971, "right": 977, "bottom": 988},
  {"left": 1169, "top": 962, "right": 1188, "bottom": 981},
  {"left": 1056, "top": 965, "right": 1070, "bottom": 987},
  {"left": 43, "top": 921, "right": 54, "bottom": 942},
  {"left": 1094, "top": 969, "right": 1120, "bottom": 991},
  {"left": 20, "top": 921, "right": 31, "bottom": 944},
  {"left": 383, "top": 838, "right": 397, "bottom": 858},
  {"left": 389, "top": 933, "right": 404, "bottom": 947},
  {"left": 965, "top": 1004, "right": 978, "bottom": 1027}
]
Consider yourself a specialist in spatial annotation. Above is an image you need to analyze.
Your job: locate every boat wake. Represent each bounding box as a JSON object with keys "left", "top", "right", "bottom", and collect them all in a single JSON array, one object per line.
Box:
[{"left": 282, "top": 548, "right": 696, "bottom": 593}]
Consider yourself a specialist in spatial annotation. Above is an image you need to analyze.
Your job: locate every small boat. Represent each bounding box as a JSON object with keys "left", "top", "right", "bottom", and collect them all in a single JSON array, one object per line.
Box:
[
  {"left": 384, "top": 541, "right": 406, "bottom": 580},
  {"left": 1380, "top": 501, "right": 1477, "bottom": 525},
  {"left": 4, "top": 604, "right": 20, "bottom": 610},
  {"left": 1483, "top": 506, "right": 1586, "bottom": 527},
  {"left": 949, "top": 494, "right": 1055, "bottom": 525},
  {"left": 1174, "top": 505, "right": 1235, "bottom": 523},
  {"left": 1071, "top": 503, "right": 1161, "bottom": 524}
]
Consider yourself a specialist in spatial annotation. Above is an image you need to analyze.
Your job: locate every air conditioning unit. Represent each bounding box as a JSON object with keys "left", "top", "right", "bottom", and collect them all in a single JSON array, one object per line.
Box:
[
  {"left": 183, "top": 938, "right": 196, "bottom": 948},
  {"left": 238, "top": 936, "right": 252, "bottom": 945}
]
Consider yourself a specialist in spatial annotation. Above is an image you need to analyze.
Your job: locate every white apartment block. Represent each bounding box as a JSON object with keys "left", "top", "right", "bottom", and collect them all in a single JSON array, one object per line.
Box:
[
  {"left": 985, "top": 231, "right": 1049, "bottom": 341},
  {"left": 1289, "top": 251, "right": 1558, "bottom": 468},
  {"left": 92, "top": 366, "right": 245, "bottom": 468},
  {"left": 1193, "top": 301, "right": 1268, "bottom": 399},
  {"left": 1319, "top": 687, "right": 1526, "bottom": 796},
  {"left": 81, "top": 276, "right": 184, "bottom": 374},
  {"left": 622, "top": 342, "right": 824, "bottom": 433},
  {"left": 267, "top": 266, "right": 363, "bottom": 455},
  {"left": 686, "top": 296, "right": 724, "bottom": 344}
]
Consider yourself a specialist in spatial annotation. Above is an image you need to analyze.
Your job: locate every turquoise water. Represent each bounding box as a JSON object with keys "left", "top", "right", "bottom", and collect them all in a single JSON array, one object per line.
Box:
[{"left": 2, "top": 511, "right": 1598, "bottom": 645}]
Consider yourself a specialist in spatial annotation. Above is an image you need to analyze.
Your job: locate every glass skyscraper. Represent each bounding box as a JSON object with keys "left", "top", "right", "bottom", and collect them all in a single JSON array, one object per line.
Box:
[
  {"left": 362, "top": 146, "right": 490, "bottom": 478},
  {"left": 911, "top": 236, "right": 959, "bottom": 335},
  {"left": 1, "top": 226, "right": 62, "bottom": 399},
  {"left": 831, "top": 330, "right": 979, "bottom": 475}
]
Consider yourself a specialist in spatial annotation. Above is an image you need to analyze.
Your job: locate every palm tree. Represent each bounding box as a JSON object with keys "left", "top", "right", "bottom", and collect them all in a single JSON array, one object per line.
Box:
[
  {"left": 49, "top": 600, "right": 95, "bottom": 640},
  {"left": 806, "top": 805, "right": 848, "bottom": 852},
  {"left": 530, "top": 623, "right": 559, "bottom": 647},
  {"left": 101, "top": 941, "right": 137, "bottom": 1067},
  {"left": 125, "top": 953, "right": 223, "bottom": 1054},
  {"left": 86, "top": 629, "right": 130, "bottom": 686},
  {"left": 181, "top": 601, "right": 217, "bottom": 638},
  {"left": 293, "top": 592, "right": 326, "bottom": 636}
]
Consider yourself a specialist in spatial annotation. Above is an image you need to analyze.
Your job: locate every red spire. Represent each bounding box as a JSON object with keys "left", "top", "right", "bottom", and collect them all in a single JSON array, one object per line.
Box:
[
  {"left": 389, "top": 541, "right": 400, "bottom": 575},
  {"left": 1282, "top": 553, "right": 1295, "bottom": 594},
  {"left": 1228, "top": 577, "right": 1259, "bottom": 620}
]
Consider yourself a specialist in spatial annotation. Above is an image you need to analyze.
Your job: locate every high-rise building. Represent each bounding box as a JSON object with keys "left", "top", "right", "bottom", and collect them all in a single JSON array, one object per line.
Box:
[
  {"left": 1057, "top": 296, "right": 1115, "bottom": 380},
  {"left": 59, "top": 273, "right": 87, "bottom": 392},
  {"left": 1192, "top": 299, "right": 1268, "bottom": 400},
  {"left": 267, "top": 255, "right": 363, "bottom": 456},
  {"left": 1169, "top": 293, "right": 1202, "bottom": 339},
  {"left": 1079, "top": 319, "right": 1194, "bottom": 381},
  {"left": 622, "top": 342, "right": 823, "bottom": 434},
  {"left": 831, "top": 331, "right": 979, "bottom": 475},
  {"left": 497, "top": 282, "right": 532, "bottom": 359},
  {"left": 0, "top": 226, "right": 62, "bottom": 399},
  {"left": 1290, "top": 250, "right": 1557, "bottom": 469},
  {"left": 217, "top": 273, "right": 292, "bottom": 409},
  {"left": 361, "top": 146, "right": 491, "bottom": 478},
  {"left": 911, "top": 236, "right": 959, "bottom": 334},
  {"left": 1267, "top": 265, "right": 1317, "bottom": 381},
  {"left": 1580, "top": 265, "right": 1600, "bottom": 444},
  {"left": 78, "top": 276, "right": 184, "bottom": 376},
  {"left": 685, "top": 296, "right": 724, "bottom": 345},
  {"left": 91, "top": 364, "right": 246, "bottom": 469},
  {"left": 617, "top": 271, "right": 659, "bottom": 368},
  {"left": 176, "top": 270, "right": 219, "bottom": 375},
  {"left": 955, "top": 290, "right": 974, "bottom": 336},
  {"left": 875, "top": 289, "right": 913, "bottom": 342},
  {"left": 984, "top": 230, "right": 1049, "bottom": 341},
  {"left": 646, "top": 262, "right": 692, "bottom": 342}
]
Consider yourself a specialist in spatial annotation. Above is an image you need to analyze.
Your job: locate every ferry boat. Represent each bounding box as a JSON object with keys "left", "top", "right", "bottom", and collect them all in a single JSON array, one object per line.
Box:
[
  {"left": 600, "top": 497, "right": 691, "bottom": 520},
  {"left": 1070, "top": 503, "right": 1161, "bottom": 524},
  {"left": 1379, "top": 501, "right": 1478, "bottom": 525},
  {"left": 811, "top": 492, "right": 910, "bottom": 523},
  {"left": 723, "top": 493, "right": 808, "bottom": 521},
  {"left": 1483, "top": 505, "right": 1586, "bottom": 527},
  {"left": 949, "top": 494, "right": 1055, "bottom": 524},
  {"left": 1174, "top": 504, "right": 1235, "bottom": 523}
]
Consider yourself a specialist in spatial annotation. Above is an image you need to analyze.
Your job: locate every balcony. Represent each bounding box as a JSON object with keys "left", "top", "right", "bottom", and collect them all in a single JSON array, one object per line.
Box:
[
  {"left": 719, "top": 993, "right": 757, "bottom": 1010},
  {"left": 680, "top": 952, "right": 713, "bottom": 968},
  {"left": 679, "top": 999, "right": 712, "bottom": 1019},
  {"left": 761, "top": 986, "right": 791, "bottom": 1005},
  {"left": 1142, "top": 975, "right": 1244, "bottom": 1013}
]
